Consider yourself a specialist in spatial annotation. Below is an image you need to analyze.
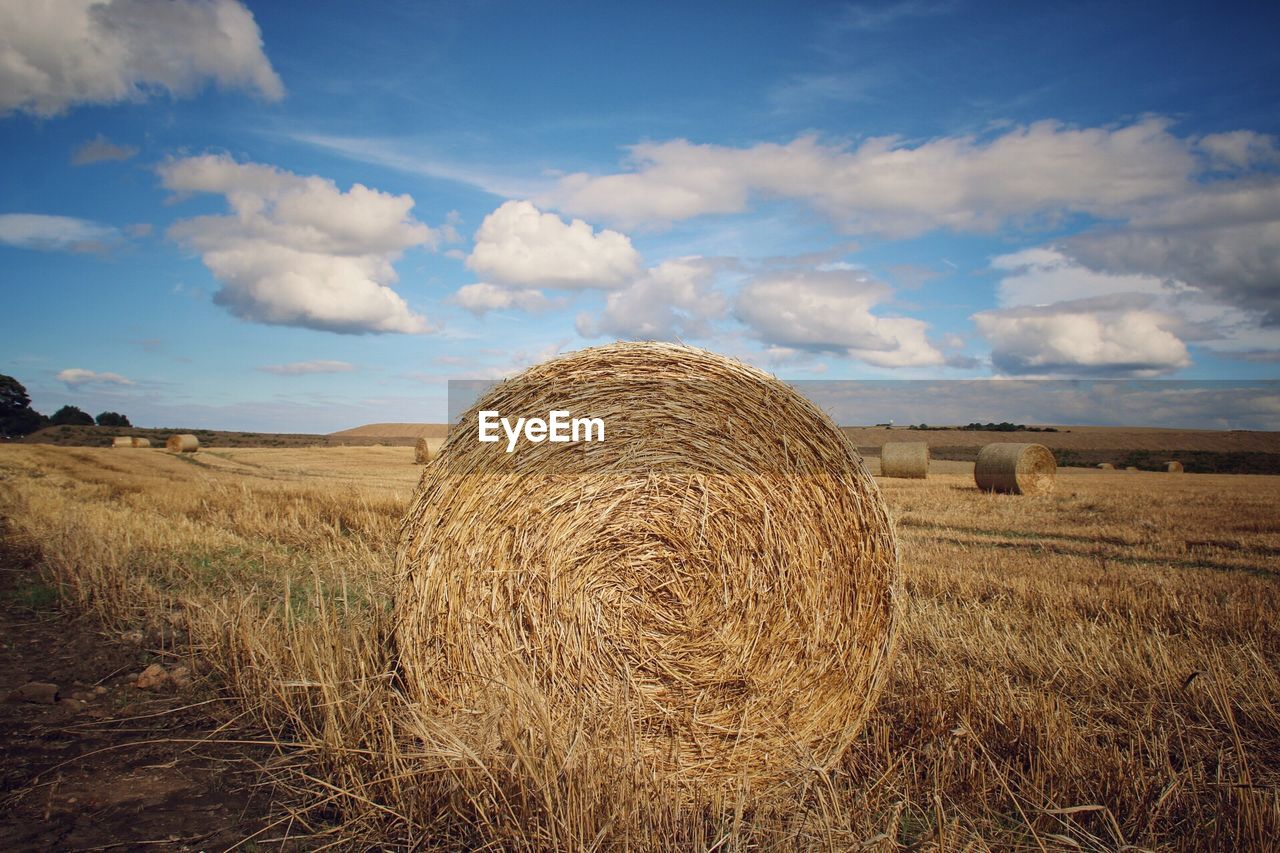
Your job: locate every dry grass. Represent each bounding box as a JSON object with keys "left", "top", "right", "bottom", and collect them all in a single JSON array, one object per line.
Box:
[{"left": 0, "top": 444, "right": 1277, "bottom": 849}]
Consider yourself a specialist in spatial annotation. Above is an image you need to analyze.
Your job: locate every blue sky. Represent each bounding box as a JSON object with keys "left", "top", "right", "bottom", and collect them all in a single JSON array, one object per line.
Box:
[{"left": 2, "top": 0, "right": 1279, "bottom": 431}]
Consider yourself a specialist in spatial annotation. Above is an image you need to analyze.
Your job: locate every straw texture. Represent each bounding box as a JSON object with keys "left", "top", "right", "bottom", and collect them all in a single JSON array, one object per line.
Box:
[
  {"left": 413, "top": 437, "right": 433, "bottom": 464},
  {"left": 130, "top": 437, "right": 151, "bottom": 448},
  {"left": 393, "top": 341, "right": 900, "bottom": 792},
  {"left": 880, "top": 441, "right": 929, "bottom": 478},
  {"left": 166, "top": 434, "right": 199, "bottom": 453},
  {"left": 111, "top": 436, "right": 133, "bottom": 448},
  {"left": 974, "top": 443, "right": 1056, "bottom": 495}
]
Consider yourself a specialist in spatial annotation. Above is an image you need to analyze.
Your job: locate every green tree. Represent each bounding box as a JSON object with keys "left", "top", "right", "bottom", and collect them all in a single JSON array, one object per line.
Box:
[
  {"left": 95, "top": 411, "right": 131, "bottom": 427},
  {"left": 0, "top": 375, "right": 45, "bottom": 438},
  {"left": 50, "top": 404, "right": 94, "bottom": 426}
]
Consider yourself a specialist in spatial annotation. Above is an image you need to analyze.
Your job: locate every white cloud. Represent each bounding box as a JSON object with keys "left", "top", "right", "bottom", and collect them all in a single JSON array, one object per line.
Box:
[
  {"left": 56, "top": 368, "right": 134, "bottom": 386},
  {"left": 257, "top": 360, "right": 355, "bottom": 376},
  {"left": 451, "top": 283, "right": 552, "bottom": 316},
  {"left": 71, "top": 134, "right": 137, "bottom": 165},
  {"left": 974, "top": 297, "right": 1191, "bottom": 377},
  {"left": 735, "top": 270, "right": 944, "bottom": 367},
  {"left": 0, "top": 213, "right": 118, "bottom": 251},
  {"left": 160, "top": 154, "right": 436, "bottom": 334},
  {"left": 0, "top": 0, "right": 283, "bottom": 117},
  {"left": 576, "top": 257, "right": 727, "bottom": 340},
  {"left": 546, "top": 119, "right": 1194, "bottom": 234},
  {"left": 467, "top": 200, "right": 640, "bottom": 288},
  {"left": 1197, "top": 131, "right": 1280, "bottom": 170},
  {"left": 985, "top": 247, "right": 1280, "bottom": 367}
]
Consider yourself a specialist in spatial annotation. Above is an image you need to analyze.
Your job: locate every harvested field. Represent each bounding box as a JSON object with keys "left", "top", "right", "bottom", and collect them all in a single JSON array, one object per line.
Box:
[{"left": 0, "top": 443, "right": 1277, "bottom": 849}]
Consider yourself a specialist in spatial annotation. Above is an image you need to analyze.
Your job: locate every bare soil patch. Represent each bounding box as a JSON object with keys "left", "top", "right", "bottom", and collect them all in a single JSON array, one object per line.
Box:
[{"left": 0, "top": 533, "right": 276, "bottom": 852}]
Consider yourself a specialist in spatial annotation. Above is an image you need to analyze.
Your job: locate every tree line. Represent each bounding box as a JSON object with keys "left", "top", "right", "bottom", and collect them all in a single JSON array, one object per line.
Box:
[{"left": 1, "top": 374, "right": 131, "bottom": 439}]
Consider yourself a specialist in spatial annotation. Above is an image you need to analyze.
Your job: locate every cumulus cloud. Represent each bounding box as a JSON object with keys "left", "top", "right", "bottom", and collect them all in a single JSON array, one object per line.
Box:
[
  {"left": 71, "top": 134, "right": 138, "bottom": 165},
  {"left": 735, "top": 270, "right": 944, "bottom": 367},
  {"left": 1197, "top": 131, "right": 1280, "bottom": 170},
  {"left": 467, "top": 200, "right": 640, "bottom": 288},
  {"left": 545, "top": 119, "right": 1280, "bottom": 326},
  {"left": 0, "top": 213, "right": 119, "bottom": 251},
  {"left": 0, "top": 0, "right": 283, "bottom": 117},
  {"left": 974, "top": 296, "right": 1191, "bottom": 377},
  {"left": 546, "top": 119, "right": 1194, "bottom": 234},
  {"left": 1068, "top": 178, "right": 1280, "bottom": 325},
  {"left": 451, "top": 283, "right": 552, "bottom": 316},
  {"left": 984, "top": 247, "right": 1280, "bottom": 368},
  {"left": 257, "top": 360, "right": 355, "bottom": 376},
  {"left": 160, "top": 154, "right": 437, "bottom": 334},
  {"left": 576, "top": 257, "right": 727, "bottom": 340},
  {"left": 56, "top": 368, "right": 134, "bottom": 386}
]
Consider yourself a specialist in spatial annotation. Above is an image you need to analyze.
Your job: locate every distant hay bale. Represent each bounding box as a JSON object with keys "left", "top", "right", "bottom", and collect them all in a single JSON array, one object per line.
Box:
[
  {"left": 880, "top": 441, "right": 929, "bottom": 478},
  {"left": 130, "top": 437, "right": 151, "bottom": 448},
  {"left": 1166, "top": 460, "right": 1184, "bottom": 473},
  {"left": 1097, "top": 462, "right": 1115, "bottom": 470},
  {"left": 1126, "top": 466, "right": 1140, "bottom": 472},
  {"left": 166, "top": 434, "right": 199, "bottom": 453},
  {"left": 111, "top": 436, "right": 133, "bottom": 448},
  {"left": 974, "top": 443, "right": 1056, "bottom": 495},
  {"left": 413, "top": 436, "right": 433, "bottom": 464},
  {"left": 393, "top": 341, "right": 900, "bottom": 792}
]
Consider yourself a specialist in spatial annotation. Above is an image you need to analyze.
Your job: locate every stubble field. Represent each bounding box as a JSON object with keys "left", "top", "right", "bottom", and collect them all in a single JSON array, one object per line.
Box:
[{"left": 0, "top": 443, "right": 1277, "bottom": 850}]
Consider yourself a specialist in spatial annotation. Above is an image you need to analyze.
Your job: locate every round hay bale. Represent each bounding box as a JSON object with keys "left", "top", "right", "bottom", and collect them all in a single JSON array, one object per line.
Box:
[
  {"left": 393, "top": 341, "right": 900, "bottom": 791},
  {"left": 974, "top": 443, "right": 1056, "bottom": 495},
  {"left": 1166, "top": 460, "right": 1184, "bottom": 473},
  {"left": 130, "top": 437, "right": 151, "bottom": 448},
  {"left": 880, "top": 441, "right": 929, "bottom": 478},
  {"left": 166, "top": 434, "right": 199, "bottom": 453},
  {"left": 413, "top": 436, "right": 433, "bottom": 464},
  {"left": 1126, "top": 466, "right": 1140, "bottom": 472},
  {"left": 111, "top": 436, "right": 133, "bottom": 448},
  {"left": 1097, "top": 462, "right": 1115, "bottom": 470}
]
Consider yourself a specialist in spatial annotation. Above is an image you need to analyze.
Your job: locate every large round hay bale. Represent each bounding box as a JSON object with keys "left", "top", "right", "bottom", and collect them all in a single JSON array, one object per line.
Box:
[
  {"left": 1166, "top": 460, "right": 1184, "bottom": 473},
  {"left": 130, "top": 437, "right": 151, "bottom": 448},
  {"left": 880, "top": 441, "right": 929, "bottom": 478},
  {"left": 413, "top": 436, "right": 433, "bottom": 464},
  {"left": 166, "top": 434, "right": 199, "bottom": 453},
  {"left": 974, "top": 443, "right": 1056, "bottom": 495},
  {"left": 111, "top": 436, "right": 133, "bottom": 448},
  {"left": 393, "top": 341, "right": 900, "bottom": 792},
  {"left": 1097, "top": 462, "right": 1115, "bottom": 470}
]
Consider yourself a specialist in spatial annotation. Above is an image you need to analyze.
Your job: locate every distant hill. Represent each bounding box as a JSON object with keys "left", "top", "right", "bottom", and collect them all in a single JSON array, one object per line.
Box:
[{"left": 327, "top": 423, "right": 450, "bottom": 446}]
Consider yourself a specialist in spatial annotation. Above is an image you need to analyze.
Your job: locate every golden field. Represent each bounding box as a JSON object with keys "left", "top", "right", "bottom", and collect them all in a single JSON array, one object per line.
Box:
[{"left": 0, "top": 443, "right": 1277, "bottom": 850}]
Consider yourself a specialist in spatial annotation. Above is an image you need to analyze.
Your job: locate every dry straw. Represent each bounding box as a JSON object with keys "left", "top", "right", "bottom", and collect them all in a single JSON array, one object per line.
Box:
[
  {"left": 166, "top": 434, "right": 199, "bottom": 453},
  {"left": 130, "top": 437, "right": 151, "bottom": 448},
  {"left": 974, "top": 442, "right": 1056, "bottom": 495},
  {"left": 1166, "top": 460, "right": 1184, "bottom": 473},
  {"left": 111, "top": 436, "right": 133, "bottom": 448},
  {"left": 413, "top": 436, "right": 433, "bottom": 464},
  {"left": 1097, "top": 462, "right": 1115, "bottom": 470},
  {"left": 880, "top": 441, "right": 929, "bottom": 478},
  {"left": 1126, "top": 466, "right": 1140, "bottom": 472},
  {"left": 393, "top": 341, "right": 901, "bottom": 793}
]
